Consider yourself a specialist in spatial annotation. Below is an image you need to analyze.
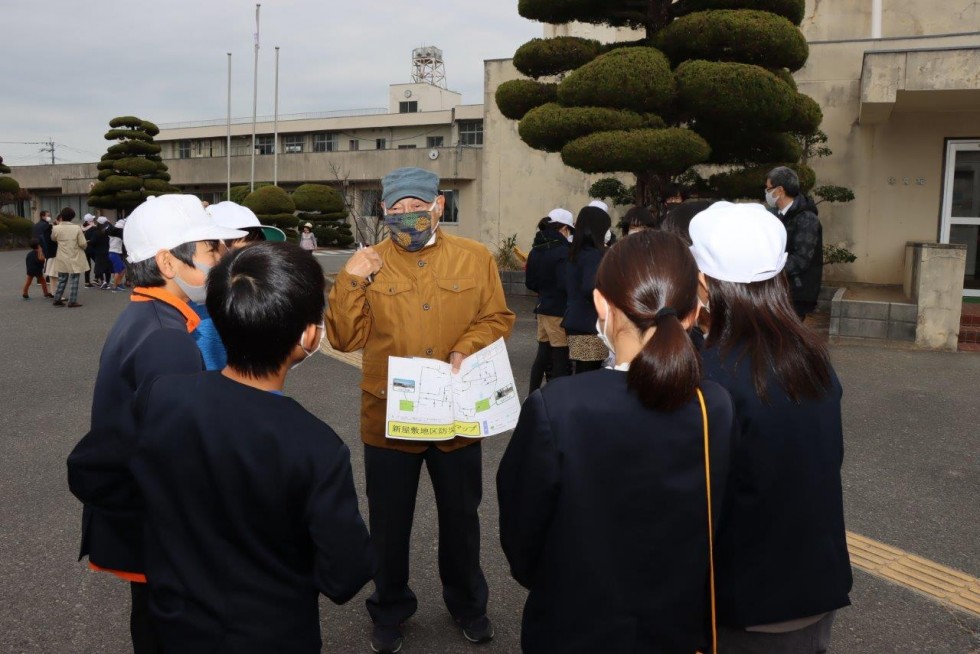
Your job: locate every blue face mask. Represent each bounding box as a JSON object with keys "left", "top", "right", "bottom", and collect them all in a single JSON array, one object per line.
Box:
[{"left": 384, "top": 200, "right": 437, "bottom": 252}]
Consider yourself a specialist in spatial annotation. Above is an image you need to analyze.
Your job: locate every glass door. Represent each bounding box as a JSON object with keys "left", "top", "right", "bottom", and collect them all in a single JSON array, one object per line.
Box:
[{"left": 941, "top": 140, "right": 980, "bottom": 297}]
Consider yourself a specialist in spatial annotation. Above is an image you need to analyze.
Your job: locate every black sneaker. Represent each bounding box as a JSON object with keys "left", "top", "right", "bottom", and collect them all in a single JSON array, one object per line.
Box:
[
  {"left": 457, "top": 615, "right": 494, "bottom": 644},
  {"left": 370, "top": 625, "right": 403, "bottom": 653}
]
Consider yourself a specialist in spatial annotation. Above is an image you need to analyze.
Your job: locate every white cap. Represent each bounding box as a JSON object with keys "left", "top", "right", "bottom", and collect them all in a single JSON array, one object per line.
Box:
[
  {"left": 206, "top": 201, "right": 260, "bottom": 230},
  {"left": 689, "top": 201, "right": 788, "bottom": 283},
  {"left": 588, "top": 200, "right": 609, "bottom": 213},
  {"left": 96, "top": 216, "right": 109, "bottom": 225},
  {"left": 83, "top": 213, "right": 95, "bottom": 223},
  {"left": 547, "top": 208, "right": 574, "bottom": 228},
  {"left": 124, "top": 194, "right": 247, "bottom": 263}
]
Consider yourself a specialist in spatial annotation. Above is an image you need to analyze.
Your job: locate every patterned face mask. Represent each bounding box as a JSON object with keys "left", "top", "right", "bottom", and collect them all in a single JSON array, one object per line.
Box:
[{"left": 384, "top": 200, "right": 437, "bottom": 252}]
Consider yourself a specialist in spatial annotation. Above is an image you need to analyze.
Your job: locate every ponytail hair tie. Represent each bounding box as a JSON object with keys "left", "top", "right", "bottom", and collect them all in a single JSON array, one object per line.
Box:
[{"left": 655, "top": 307, "right": 678, "bottom": 322}]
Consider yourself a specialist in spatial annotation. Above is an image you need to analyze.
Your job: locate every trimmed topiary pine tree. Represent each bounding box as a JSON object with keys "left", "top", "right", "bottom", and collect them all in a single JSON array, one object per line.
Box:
[
  {"left": 498, "top": 0, "right": 819, "bottom": 207},
  {"left": 89, "top": 116, "right": 179, "bottom": 215},
  {"left": 292, "top": 183, "right": 353, "bottom": 248}
]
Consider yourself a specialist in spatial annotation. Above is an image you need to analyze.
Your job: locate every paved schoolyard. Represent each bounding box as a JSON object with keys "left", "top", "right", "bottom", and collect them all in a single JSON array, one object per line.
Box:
[{"left": 0, "top": 247, "right": 977, "bottom": 652}]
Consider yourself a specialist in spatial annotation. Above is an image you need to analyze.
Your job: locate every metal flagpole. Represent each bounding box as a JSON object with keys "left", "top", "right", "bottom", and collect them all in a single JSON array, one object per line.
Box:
[
  {"left": 250, "top": 4, "right": 261, "bottom": 191},
  {"left": 273, "top": 46, "right": 280, "bottom": 186},
  {"left": 226, "top": 52, "right": 232, "bottom": 199}
]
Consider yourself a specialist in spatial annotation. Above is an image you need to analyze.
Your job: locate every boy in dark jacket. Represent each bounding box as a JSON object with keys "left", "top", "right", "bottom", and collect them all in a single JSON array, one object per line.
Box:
[
  {"left": 67, "top": 194, "right": 246, "bottom": 653},
  {"left": 130, "top": 241, "right": 374, "bottom": 653}
]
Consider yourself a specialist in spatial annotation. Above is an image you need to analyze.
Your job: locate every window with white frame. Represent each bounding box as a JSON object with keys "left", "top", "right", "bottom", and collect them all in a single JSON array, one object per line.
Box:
[
  {"left": 458, "top": 121, "right": 483, "bottom": 146},
  {"left": 398, "top": 144, "right": 417, "bottom": 149},
  {"left": 399, "top": 101, "right": 418, "bottom": 113},
  {"left": 427, "top": 136, "right": 444, "bottom": 148},
  {"left": 283, "top": 134, "right": 304, "bottom": 153},
  {"left": 360, "top": 189, "right": 382, "bottom": 217},
  {"left": 349, "top": 139, "right": 360, "bottom": 151},
  {"left": 178, "top": 140, "right": 191, "bottom": 159},
  {"left": 313, "top": 132, "right": 338, "bottom": 152},
  {"left": 376, "top": 138, "right": 387, "bottom": 150}
]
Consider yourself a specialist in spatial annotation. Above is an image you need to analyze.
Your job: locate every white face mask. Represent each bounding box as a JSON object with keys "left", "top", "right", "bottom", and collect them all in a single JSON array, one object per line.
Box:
[
  {"left": 604, "top": 229, "right": 613, "bottom": 245},
  {"left": 595, "top": 296, "right": 615, "bottom": 356},
  {"left": 174, "top": 260, "right": 212, "bottom": 304},
  {"left": 567, "top": 234, "right": 574, "bottom": 243},
  {"left": 764, "top": 188, "right": 779, "bottom": 208},
  {"left": 292, "top": 322, "right": 325, "bottom": 370}
]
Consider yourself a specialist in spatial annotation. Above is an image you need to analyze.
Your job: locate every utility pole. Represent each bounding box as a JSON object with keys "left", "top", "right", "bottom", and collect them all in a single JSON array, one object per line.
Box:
[
  {"left": 40, "top": 139, "right": 55, "bottom": 164},
  {"left": 273, "top": 46, "right": 280, "bottom": 186},
  {"left": 227, "top": 52, "right": 232, "bottom": 199}
]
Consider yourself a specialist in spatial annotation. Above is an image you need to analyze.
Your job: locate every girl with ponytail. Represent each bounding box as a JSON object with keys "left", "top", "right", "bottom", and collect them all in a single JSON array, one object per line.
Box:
[{"left": 497, "top": 230, "right": 736, "bottom": 653}]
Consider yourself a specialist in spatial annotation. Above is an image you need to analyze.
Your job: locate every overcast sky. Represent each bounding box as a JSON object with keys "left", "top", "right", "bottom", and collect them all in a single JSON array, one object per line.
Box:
[{"left": 1, "top": 0, "right": 541, "bottom": 166}]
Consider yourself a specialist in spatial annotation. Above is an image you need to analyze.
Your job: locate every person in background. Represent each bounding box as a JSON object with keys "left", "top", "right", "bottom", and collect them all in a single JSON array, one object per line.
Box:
[
  {"left": 498, "top": 230, "right": 735, "bottom": 653},
  {"left": 661, "top": 199, "right": 717, "bottom": 349},
  {"left": 617, "top": 205, "right": 657, "bottom": 237},
  {"left": 50, "top": 208, "right": 88, "bottom": 308},
  {"left": 299, "top": 222, "right": 317, "bottom": 252},
  {"left": 130, "top": 242, "right": 374, "bottom": 653},
  {"left": 66, "top": 194, "right": 245, "bottom": 654},
  {"left": 107, "top": 217, "right": 128, "bottom": 291},
  {"left": 90, "top": 217, "right": 112, "bottom": 288},
  {"left": 34, "top": 210, "right": 58, "bottom": 286},
  {"left": 690, "top": 202, "right": 851, "bottom": 653},
  {"left": 327, "top": 166, "right": 514, "bottom": 654},
  {"left": 81, "top": 214, "right": 98, "bottom": 288},
  {"left": 562, "top": 206, "right": 611, "bottom": 374},
  {"left": 190, "top": 201, "right": 274, "bottom": 371},
  {"left": 525, "top": 208, "right": 573, "bottom": 392},
  {"left": 765, "top": 166, "right": 823, "bottom": 320},
  {"left": 22, "top": 238, "right": 53, "bottom": 300}
]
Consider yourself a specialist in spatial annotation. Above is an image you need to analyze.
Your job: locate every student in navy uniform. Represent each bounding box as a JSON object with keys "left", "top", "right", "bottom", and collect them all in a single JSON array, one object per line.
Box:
[
  {"left": 525, "top": 207, "right": 573, "bottom": 392},
  {"left": 130, "top": 241, "right": 375, "bottom": 654},
  {"left": 689, "top": 202, "right": 852, "bottom": 653},
  {"left": 66, "top": 195, "right": 246, "bottom": 654},
  {"left": 562, "top": 206, "right": 611, "bottom": 374},
  {"left": 498, "top": 230, "right": 736, "bottom": 654}
]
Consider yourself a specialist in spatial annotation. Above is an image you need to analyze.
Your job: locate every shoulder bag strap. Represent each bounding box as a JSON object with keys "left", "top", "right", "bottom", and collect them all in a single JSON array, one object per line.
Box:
[{"left": 696, "top": 388, "right": 718, "bottom": 654}]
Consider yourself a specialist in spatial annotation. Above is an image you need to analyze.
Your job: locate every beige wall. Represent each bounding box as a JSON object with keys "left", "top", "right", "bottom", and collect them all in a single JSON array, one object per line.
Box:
[
  {"left": 802, "top": 0, "right": 980, "bottom": 41},
  {"left": 481, "top": 59, "right": 625, "bottom": 251}
]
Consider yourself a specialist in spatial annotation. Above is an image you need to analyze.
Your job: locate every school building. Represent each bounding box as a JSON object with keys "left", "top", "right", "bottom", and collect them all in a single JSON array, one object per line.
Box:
[{"left": 9, "top": 2, "right": 980, "bottom": 306}]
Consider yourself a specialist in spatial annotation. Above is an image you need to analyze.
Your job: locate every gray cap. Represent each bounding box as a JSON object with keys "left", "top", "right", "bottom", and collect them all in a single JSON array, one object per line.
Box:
[{"left": 382, "top": 167, "right": 439, "bottom": 208}]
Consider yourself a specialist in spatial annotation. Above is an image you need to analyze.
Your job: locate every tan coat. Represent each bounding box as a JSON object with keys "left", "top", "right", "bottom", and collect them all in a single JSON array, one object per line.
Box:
[
  {"left": 51, "top": 223, "right": 90, "bottom": 275},
  {"left": 327, "top": 230, "right": 516, "bottom": 453}
]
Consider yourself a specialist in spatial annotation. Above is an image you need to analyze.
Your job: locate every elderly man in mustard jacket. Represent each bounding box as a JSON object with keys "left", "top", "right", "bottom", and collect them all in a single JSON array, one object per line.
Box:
[{"left": 327, "top": 167, "right": 514, "bottom": 654}]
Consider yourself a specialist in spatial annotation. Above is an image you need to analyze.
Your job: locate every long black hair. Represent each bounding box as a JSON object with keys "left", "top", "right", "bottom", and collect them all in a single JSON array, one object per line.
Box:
[
  {"left": 706, "top": 273, "right": 832, "bottom": 402},
  {"left": 595, "top": 230, "right": 701, "bottom": 411},
  {"left": 569, "top": 206, "right": 610, "bottom": 263}
]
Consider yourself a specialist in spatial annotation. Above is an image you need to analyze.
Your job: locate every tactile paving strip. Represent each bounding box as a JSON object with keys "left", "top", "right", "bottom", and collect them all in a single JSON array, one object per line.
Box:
[{"left": 847, "top": 532, "right": 980, "bottom": 617}]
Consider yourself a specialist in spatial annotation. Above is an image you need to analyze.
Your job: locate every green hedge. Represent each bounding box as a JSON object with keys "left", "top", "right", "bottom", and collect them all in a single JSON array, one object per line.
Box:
[
  {"left": 495, "top": 80, "right": 558, "bottom": 121},
  {"left": 676, "top": 60, "right": 795, "bottom": 127},
  {"left": 244, "top": 185, "right": 295, "bottom": 215},
  {"left": 0, "top": 213, "right": 32, "bottom": 238},
  {"left": 661, "top": 10, "right": 808, "bottom": 71},
  {"left": 141, "top": 120, "right": 160, "bottom": 137},
  {"left": 228, "top": 183, "right": 271, "bottom": 204},
  {"left": 104, "top": 129, "right": 153, "bottom": 142},
  {"left": 112, "top": 157, "right": 161, "bottom": 176},
  {"left": 143, "top": 178, "right": 178, "bottom": 193},
  {"left": 709, "top": 162, "right": 815, "bottom": 198},
  {"left": 292, "top": 183, "right": 346, "bottom": 215},
  {"left": 558, "top": 47, "right": 676, "bottom": 114},
  {"left": 518, "top": 103, "right": 648, "bottom": 152},
  {"left": 784, "top": 92, "right": 823, "bottom": 134},
  {"left": 561, "top": 127, "right": 711, "bottom": 175},
  {"left": 109, "top": 116, "right": 144, "bottom": 129},
  {"left": 675, "top": 0, "right": 806, "bottom": 26},
  {"left": 513, "top": 36, "right": 603, "bottom": 79},
  {"left": 107, "top": 141, "right": 162, "bottom": 156},
  {"left": 697, "top": 125, "right": 802, "bottom": 164},
  {"left": 260, "top": 213, "right": 299, "bottom": 230},
  {"left": 0, "top": 176, "right": 21, "bottom": 194}
]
